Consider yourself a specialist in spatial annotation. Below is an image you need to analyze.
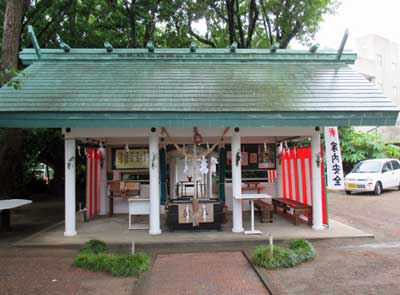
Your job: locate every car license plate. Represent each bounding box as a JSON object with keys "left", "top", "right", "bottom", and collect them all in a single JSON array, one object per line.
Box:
[{"left": 347, "top": 183, "right": 356, "bottom": 188}]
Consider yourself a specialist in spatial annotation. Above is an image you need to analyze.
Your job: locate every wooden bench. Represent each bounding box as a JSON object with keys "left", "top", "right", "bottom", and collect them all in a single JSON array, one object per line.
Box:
[
  {"left": 254, "top": 199, "right": 274, "bottom": 223},
  {"left": 272, "top": 198, "right": 312, "bottom": 225}
]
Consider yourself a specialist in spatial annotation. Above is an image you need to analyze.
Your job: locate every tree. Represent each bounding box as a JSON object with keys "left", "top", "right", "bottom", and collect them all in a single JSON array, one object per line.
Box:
[
  {"left": 186, "top": 0, "right": 338, "bottom": 48},
  {"left": 0, "top": 0, "right": 28, "bottom": 196},
  {"left": 339, "top": 127, "right": 400, "bottom": 173}
]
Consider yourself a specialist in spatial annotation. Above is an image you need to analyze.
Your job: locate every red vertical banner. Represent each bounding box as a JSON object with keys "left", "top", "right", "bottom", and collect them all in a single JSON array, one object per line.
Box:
[{"left": 86, "top": 148, "right": 100, "bottom": 219}]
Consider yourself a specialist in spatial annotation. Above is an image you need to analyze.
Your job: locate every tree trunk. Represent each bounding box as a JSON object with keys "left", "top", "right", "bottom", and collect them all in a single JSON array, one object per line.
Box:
[
  {"left": 0, "top": 0, "right": 26, "bottom": 197},
  {"left": 225, "top": 0, "right": 236, "bottom": 45},
  {"left": 1, "top": 0, "right": 25, "bottom": 77},
  {"left": 124, "top": 0, "right": 137, "bottom": 48}
]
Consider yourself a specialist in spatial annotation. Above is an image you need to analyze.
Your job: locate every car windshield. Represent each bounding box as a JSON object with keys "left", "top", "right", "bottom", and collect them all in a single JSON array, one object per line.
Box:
[{"left": 352, "top": 161, "right": 382, "bottom": 173}]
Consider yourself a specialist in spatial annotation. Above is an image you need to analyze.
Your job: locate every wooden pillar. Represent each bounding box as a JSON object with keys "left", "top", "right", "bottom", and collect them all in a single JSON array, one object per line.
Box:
[
  {"left": 276, "top": 144, "right": 282, "bottom": 197},
  {"left": 232, "top": 128, "right": 243, "bottom": 233},
  {"left": 207, "top": 154, "right": 212, "bottom": 198},
  {"left": 311, "top": 129, "right": 324, "bottom": 230},
  {"left": 149, "top": 128, "right": 161, "bottom": 235},
  {"left": 64, "top": 138, "right": 77, "bottom": 236},
  {"left": 218, "top": 146, "right": 226, "bottom": 203},
  {"left": 169, "top": 158, "right": 176, "bottom": 200},
  {"left": 159, "top": 147, "right": 167, "bottom": 205}
]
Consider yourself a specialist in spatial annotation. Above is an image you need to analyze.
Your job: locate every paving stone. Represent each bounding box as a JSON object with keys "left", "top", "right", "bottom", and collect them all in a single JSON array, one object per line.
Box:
[{"left": 142, "top": 251, "right": 268, "bottom": 295}]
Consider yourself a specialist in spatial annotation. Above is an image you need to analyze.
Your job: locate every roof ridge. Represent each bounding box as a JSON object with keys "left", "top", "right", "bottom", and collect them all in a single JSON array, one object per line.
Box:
[{"left": 19, "top": 48, "right": 357, "bottom": 66}]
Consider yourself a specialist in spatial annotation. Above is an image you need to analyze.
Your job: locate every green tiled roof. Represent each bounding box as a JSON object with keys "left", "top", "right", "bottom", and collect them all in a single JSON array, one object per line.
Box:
[{"left": 0, "top": 48, "right": 398, "bottom": 128}]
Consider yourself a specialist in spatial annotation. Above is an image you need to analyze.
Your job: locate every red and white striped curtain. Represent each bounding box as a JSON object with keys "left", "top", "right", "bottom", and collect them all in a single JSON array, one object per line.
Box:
[
  {"left": 280, "top": 146, "right": 328, "bottom": 225},
  {"left": 86, "top": 148, "right": 101, "bottom": 218}
]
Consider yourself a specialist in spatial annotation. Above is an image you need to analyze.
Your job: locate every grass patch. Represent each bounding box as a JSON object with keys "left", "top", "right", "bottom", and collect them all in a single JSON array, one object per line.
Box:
[
  {"left": 73, "top": 240, "right": 150, "bottom": 277},
  {"left": 252, "top": 239, "right": 316, "bottom": 269}
]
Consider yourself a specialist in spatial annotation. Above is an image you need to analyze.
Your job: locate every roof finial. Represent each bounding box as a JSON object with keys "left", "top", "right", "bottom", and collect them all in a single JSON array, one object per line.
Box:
[
  {"left": 104, "top": 42, "right": 113, "bottom": 53},
  {"left": 146, "top": 41, "right": 155, "bottom": 53},
  {"left": 230, "top": 42, "right": 238, "bottom": 53},
  {"left": 56, "top": 34, "right": 71, "bottom": 53},
  {"left": 337, "top": 29, "right": 349, "bottom": 60},
  {"left": 309, "top": 43, "right": 320, "bottom": 53},
  {"left": 270, "top": 42, "right": 280, "bottom": 53},
  {"left": 27, "top": 25, "right": 41, "bottom": 58},
  {"left": 190, "top": 41, "right": 197, "bottom": 53}
]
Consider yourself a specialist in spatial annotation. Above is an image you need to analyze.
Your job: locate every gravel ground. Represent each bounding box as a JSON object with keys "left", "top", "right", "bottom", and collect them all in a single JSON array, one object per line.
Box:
[{"left": 260, "top": 190, "right": 400, "bottom": 295}]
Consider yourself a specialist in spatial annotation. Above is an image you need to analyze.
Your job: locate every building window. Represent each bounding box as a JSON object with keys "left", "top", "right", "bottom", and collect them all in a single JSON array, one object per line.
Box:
[
  {"left": 393, "top": 86, "right": 398, "bottom": 97},
  {"left": 392, "top": 62, "right": 398, "bottom": 72},
  {"left": 377, "top": 54, "right": 383, "bottom": 66}
]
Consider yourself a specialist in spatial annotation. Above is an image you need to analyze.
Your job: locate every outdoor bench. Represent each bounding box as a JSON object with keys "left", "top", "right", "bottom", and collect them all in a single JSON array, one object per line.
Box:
[
  {"left": 254, "top": 199, "right": 274, "bottom": 223},
  {"left": 272, "top": 198, "right": 312, "bottom": 226}
]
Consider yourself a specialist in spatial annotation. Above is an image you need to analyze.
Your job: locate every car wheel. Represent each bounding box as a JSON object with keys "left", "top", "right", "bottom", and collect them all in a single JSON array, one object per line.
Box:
[
  {"left": 374, "top": 182, "right": 382, "bottom": 195},
  {"left": 345, "top": 191, "right": 352, "bottom": 195}
]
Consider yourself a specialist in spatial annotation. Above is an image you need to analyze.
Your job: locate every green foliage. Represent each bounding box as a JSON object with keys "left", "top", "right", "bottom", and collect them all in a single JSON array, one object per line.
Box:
[
  {"left": 74, "top": 252, "right": 113, "bottom": 273},
  {"left": 0, "top": 0, "right": 338, "bottom": 53},
  {"left": 186, "top": 0, "right": 338, "bottom": 48},
  {"left": 80, "top": 240, "right": 108, "bottom": 254},
  {"left": 383, "top": 144, "right": 400, "bottom": 159},
  {"left": 252, "top": 239, "right": 316, "bottom": 269},
  {"left": 74, "top": 240, "right": 150, "bottom": 277},
  {"left": 109, "top": 253, "right": 150, "bottom": 277},
  {"left": 339, "top": 127, "right": 400, "bottom": 173},
  {"left": 0, "top": 68, "right": 30, "bottom": 89}
]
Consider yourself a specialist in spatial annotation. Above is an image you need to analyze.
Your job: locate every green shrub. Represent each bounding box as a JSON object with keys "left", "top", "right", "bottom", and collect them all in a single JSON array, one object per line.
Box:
[
  {"left": 73, "top": 240, "right": 150, "bottom": 277},
  {"left": 80, "top": 240, "right": 108, "bottom": 254},
  {"left": 252, "top": 239, "right": 316, "bottom": 269},
  {"left": 73, "top": 252, "right": 113, "bottom": 272},
  {"left": 289, "top": 239, "right": 316, "bottom": 263},
  {"left": 110, "top": 253, "right": 150, "bottom": 277}
]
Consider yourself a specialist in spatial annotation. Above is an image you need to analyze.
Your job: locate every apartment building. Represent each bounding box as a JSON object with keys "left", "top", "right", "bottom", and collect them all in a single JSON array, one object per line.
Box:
[{"left": 354, "top": 34, "right": 400, "bottom": 143}]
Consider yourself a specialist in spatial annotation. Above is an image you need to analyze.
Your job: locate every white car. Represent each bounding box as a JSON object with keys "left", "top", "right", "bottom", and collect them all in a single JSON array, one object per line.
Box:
[{"left": 344, "top": 159, "right": 400, "bottom": 195}]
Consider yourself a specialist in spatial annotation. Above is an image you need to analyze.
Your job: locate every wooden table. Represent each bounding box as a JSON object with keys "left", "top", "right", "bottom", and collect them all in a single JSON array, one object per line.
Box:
[
  {"left": 234, "top": 194, "right": 271, "bottom": 235},
  {"left": 0, "top": 199, "right": 32, "bottom": 231}
]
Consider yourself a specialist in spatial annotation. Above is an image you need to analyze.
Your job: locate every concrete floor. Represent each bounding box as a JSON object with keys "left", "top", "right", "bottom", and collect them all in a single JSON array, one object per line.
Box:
[{"left": 15, "top": 210, "right": 372, "bottom": 247}]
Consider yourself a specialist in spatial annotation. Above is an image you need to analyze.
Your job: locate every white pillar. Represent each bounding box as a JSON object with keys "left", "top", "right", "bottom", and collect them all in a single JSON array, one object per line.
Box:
[
  {"left": 64, "top": 138, "right": 77, "bottom": 236},
  {"left": 232, "top": 128, "right": 243, "bottom": 233},
  {"left": 311, "top": 129, "right": 324, "bottom": 230},
  {"left": 275, "top": 144, "right": 282, "bottom": 197},
  {"left": 149, "top": 128, "right": 161, "bottom": 235}
]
